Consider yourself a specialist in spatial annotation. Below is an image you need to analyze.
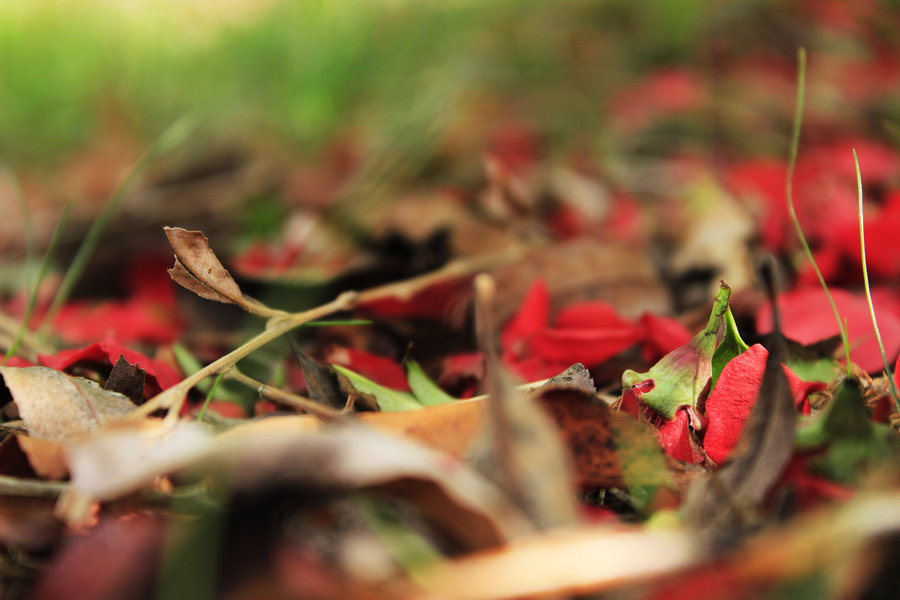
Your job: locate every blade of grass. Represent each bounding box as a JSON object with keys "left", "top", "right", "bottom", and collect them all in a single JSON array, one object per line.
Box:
[
  {"left": 41, "top": 117, "right": 193, "bottom": 332},
  {"left": 196, "top": 372, "right": 226, "bottom": 423},
  {"left": 785, "top": 47, "right": 851, "bottom": 376},
  {"left": 1, "top": 201, "right": 72, "bottom": 365},
  {"left": 854, "top": 148, "right": 900, "bottom": 415}
]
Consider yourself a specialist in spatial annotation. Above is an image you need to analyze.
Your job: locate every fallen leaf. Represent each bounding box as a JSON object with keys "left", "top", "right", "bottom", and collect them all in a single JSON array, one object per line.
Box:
[
  {"left": 16, "top": 435, "right": 68, "bottom": 480},
  {"left": 197, "top": 423, "right": 536, "bottom": 550},
  {"left": 333, "top": 365, "right": 420, "bottom": 412},
  {"left": 0, "top": 366, "right": 137, "bottom": 442},
  {"left": 103, "top": 354, "right": 146, "bottom": 405},
  {"left": 405, "top": 360, "right": 456, "bottom": 407},
  {"left": 413, "top": 524, "right": 701, "bottom": 600},
  {"left": 795, "top": 377, "right": 900, "bottom": 484},
  {"left": 292, "top": 344, "right": 346, "bottom": 410},
  {"left": 62, "top": 421, "right": 214, "bottom": 513},
  {"left": 683, "top": 313, "right": 796, "bottom": 545},
  {"left": 30, "top": 516, "right": 164, "bottom": 600},
  {"left": 164, "top": 226, "right": 252, "bottom": 310},
  {"left": 38, "top": 338, "right": 180, "bottom": 396}
]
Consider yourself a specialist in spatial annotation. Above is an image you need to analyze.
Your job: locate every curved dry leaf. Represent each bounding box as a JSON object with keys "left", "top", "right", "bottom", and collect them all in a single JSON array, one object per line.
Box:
[
  {"left": 0, "top": 366, "right": 136, "bottom": 442},
  {"left": 65, "top": 421, "right": 214, "bottom": 505},
  {"left": 197, "top": 423, "right": 536, "bottom": 550},
  {"left": 164, "top": 226, "right": 246, "bottom": 307},
  {"left": 414, "top": 525, "right": 700, "bottom": 600}
]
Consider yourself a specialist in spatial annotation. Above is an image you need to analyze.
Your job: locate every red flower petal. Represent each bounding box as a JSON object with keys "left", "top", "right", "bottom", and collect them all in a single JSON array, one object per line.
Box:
[
  {"left": 657, "top": 407, "right": 704, "bottom": 464},
  {"left": 704, "top": 344, "right": 825, "bottom": 464},
  {"left": 326, "top": 347, "right": 410, "bottom": 391},
  {"left": 530, "top": 326, "right": 640, "bottom": 366},
  {"left": 38, "top": 338, "right": 181, "bottom": 394},
  {"left": 501, "top": 279, "right": 550, "bottom": 354},
  {"left": 757, "top": 286, "right": 900, "bottom": 373},
  {"left": 639, "top": 312, "right": 692, "bottom": 362}
]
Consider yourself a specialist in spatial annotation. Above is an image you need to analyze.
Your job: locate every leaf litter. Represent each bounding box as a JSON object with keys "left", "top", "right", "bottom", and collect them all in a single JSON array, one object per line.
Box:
[{"left": 3, "top": 7, "right": 900, "bottom": 599}]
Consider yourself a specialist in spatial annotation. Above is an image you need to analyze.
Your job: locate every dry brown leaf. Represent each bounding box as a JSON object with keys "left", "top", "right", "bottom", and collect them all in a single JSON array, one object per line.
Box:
[
  {"left": 63, "top": 421, "right": 213, "bottom": 511},
  {"left": 164, "top": 226, "right": 248, "bottom": 307},
  {"left": 16, "top": 435, "right": 68, "bottom": 480},
  {"left": 197, "top": 423, "right": 536, "bottom": 550},
  {"left": 0, "top": 366, "right": 137, "bottom": 442},
  {"left": 412, "top": 524, "right": 700, "bottom": 600}
]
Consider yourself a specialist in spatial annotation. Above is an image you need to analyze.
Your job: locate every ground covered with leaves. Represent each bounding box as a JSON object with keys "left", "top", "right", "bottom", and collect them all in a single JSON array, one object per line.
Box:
[{"left": 3, "top": 1, "right": 900, "bottom": 599}]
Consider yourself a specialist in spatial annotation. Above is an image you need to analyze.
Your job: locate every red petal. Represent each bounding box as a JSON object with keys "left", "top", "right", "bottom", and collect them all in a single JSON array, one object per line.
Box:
[
  {"left": 639, "top": 312, "right": 692, "bottom": 362},
  {"left": 657, "top": 407, "right": 704, "bottom": 464},
  {"left": 757, "top": 286, "right": 900, "bottom": 373},
  {"left": 38, "top": 338, "right": 181, "bottom": 393},
  {"left": 326, "top": 347, "right": 410, "bottom": 391},
  {"left": 530, "top": 325, "right": 640, "bottom": 366},
  {"left": 553, "top": 301, "right": 631, "bottom": 330},
  {"left": 359, "top": 278, "right": 468, "bottom": 321},
  {"left": 501, "top": 279, "right": 550, "bottom": 352},
  {"left": 704, "top": 344, "right": 825, "bottom": 464}
]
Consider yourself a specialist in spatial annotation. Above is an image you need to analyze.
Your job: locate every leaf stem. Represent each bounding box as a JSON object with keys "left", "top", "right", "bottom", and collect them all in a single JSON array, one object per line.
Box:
[
  {"left": 226, "top": 368, "right": 343, "bottom": 420},
  {"left": 785, "top": 47, "right": 851, "bottom": 376},
  {"left": 854, "top": 149, "right": 900, "bottom": 416}
]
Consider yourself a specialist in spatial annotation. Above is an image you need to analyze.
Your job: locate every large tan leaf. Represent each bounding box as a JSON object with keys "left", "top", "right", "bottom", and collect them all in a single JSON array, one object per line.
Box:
[{"left": 0, "top": 366, "right": 137, "bottom": 442}]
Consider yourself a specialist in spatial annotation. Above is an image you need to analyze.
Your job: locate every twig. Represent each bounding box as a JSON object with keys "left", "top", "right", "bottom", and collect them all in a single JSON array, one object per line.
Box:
[
  {"left": 225, "top": 368, "right": 345, "bottom": 421},
  {"left": 134, "top": 242, "right": 526, "bottom": 424},
  {"left": 0, "top": 475, "right": 68, "bottom": 498}
]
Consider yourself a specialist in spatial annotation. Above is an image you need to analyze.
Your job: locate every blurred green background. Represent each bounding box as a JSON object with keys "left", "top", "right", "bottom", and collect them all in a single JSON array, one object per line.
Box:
[{"left": 0, "top": 0, "right": 779, "bottom": 167}]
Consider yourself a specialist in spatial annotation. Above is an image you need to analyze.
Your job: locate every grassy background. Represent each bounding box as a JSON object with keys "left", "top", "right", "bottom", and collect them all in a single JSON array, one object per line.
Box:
[{"left": 0, "top": 0, "right": 718, "bottom": 167}]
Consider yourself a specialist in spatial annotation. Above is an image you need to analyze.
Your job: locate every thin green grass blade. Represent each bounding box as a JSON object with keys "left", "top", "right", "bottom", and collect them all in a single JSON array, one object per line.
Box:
[
  {"left": 197, "top": 372, "right": 226, "bottom": 422},
  {"left": 1, "top": 201, "right": 72, "bottom": 365},
  {"left": 854, "top": 149, "right": 900, "bottom": 415},
  {"left": 41, "top": 117, "right": 193, "bottom": 331},
  {"left": 785, "top": 47, "right": 851, "bottom": 375}
]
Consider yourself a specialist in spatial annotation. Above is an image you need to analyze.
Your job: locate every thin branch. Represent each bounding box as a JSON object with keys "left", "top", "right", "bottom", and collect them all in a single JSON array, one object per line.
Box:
[{"left": 134, "top": 241, "right": 526, "bottom": 424}]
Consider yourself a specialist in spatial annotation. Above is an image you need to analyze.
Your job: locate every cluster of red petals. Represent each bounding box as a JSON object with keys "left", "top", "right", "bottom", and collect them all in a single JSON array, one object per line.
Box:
[
  {"left": 727, "top": 140, "right": 900, "bottom": 278},
  {"left": 609, "top": 68, "right": 706, "bottom": 132},
  {"left": 4, "top": 256, "right": 183, "bottom": 346},
  {"left": 624, "top": 344, "right": 825, "bottom": 467},
  {"left": 757, "top": 286, "right": 900, "bottom": 373},
  {"left": 498, "top": 280, "right": 691, "bottom": 381},
  {"left": 34, "top": 337, "right": 180, "bottom": 399}
]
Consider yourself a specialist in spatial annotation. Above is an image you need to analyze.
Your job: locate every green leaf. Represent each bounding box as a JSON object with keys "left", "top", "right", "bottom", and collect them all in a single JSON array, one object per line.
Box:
[
  {"left": 622, "top": 282, "right": 731, "bottom": 419},
  {"left": 710, "top": 307, "right": 748, "bottom": 389},
  {"left": 332, "top": 365, "right": 421, "bottom": 412},
  {"left": 785, "top": 355, "right": 840, "bottom": 384},
  {"left": 795, "top": 378, "right": 900, "bottom": 484},
  {"left": 406, "top": 360, "right": 457, "bottom": 407}
]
